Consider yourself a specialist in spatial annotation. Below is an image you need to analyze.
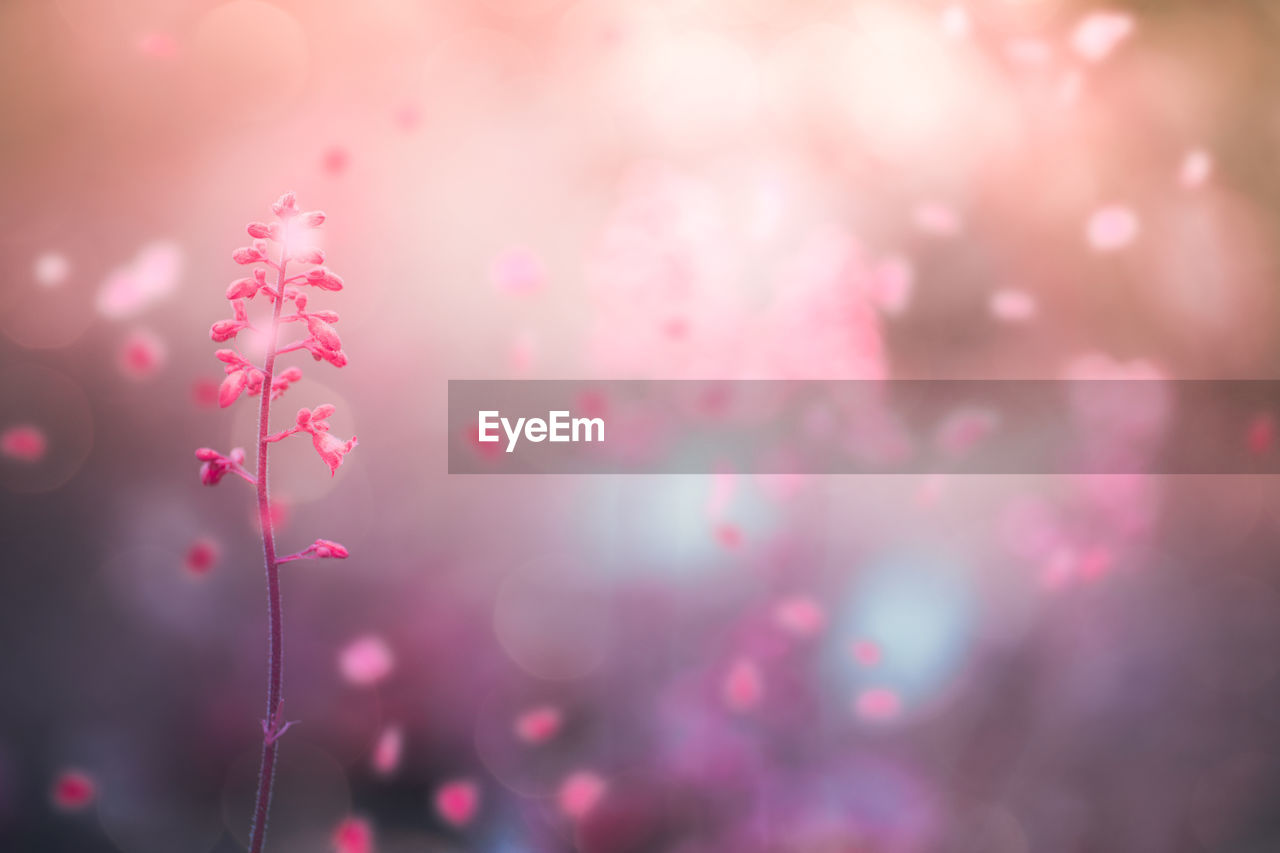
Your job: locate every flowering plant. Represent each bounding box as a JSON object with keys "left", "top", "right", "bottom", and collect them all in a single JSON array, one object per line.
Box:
[{"left": 195, "top": 192, "right": 357, "bottom": 852}]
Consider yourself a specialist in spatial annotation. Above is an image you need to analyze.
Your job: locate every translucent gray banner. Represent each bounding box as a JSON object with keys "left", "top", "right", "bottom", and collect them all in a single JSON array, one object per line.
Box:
[{"left": 447, "top": 380, "right": 1280, "bottom": 474}]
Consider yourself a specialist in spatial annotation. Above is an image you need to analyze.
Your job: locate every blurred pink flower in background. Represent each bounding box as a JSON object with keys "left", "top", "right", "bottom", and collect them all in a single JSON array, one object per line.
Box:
[
  {"left": 117, "top": 328, "right": 166, "bottom": 380},
  {"left": 331, "top": 815, "right": 374, "bottom": 853},
  {"left": 434, "top": 778, "right": 480, "bottom": 827},
  {"left": 558, "top": 770, "right": 607, "bottom": 820},
  {"left": 50, "top": 769, "right": 95, "bottom": 812},
  {"left": 854, "top": 687, "right": 902, "bottom": 723},
  {"left": 722, "top": 658, "right": 764, "bottom": 713},
  {"left": 371, "top": 724, "right": 403, "bottom": 776},
  {"left": 96, "top": 242, "right": 182, "bottom": 320},
  {"left": 339, "top": 635, "right": 395, "bottom": 687},
  {"left": 1, "top": 424, "right": 47, "bottom": 463},
  {"left": 183, "top": 537, "right": 219, "bottom": 576},
  {"left": 1086, "top": 205, "right": 1140, "bottom": 252},
  {"left": 514, "top": 705, "right": 563, "bottom": 744}
]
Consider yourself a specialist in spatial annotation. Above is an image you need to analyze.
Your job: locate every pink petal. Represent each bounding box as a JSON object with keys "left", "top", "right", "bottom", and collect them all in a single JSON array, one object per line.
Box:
[
  {"left": 339, "top": 635, "right": 394, "bottom": 686},
  {"left": 558, "top": 771, "right": 607, "bottom": 820},
  {"left": 434, "top": 779, "right": 479, "bottom": 827}
]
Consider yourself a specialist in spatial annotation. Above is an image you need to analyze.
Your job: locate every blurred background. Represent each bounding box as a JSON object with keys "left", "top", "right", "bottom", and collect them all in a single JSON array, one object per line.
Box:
[{"left": 5, "top": 0, "right": 1280, "bottom": 850}]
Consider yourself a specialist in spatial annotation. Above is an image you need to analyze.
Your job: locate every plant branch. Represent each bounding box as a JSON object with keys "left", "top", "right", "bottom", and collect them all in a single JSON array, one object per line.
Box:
[{"left": 247, "top": 238, "right": 290, "bottom": 853}]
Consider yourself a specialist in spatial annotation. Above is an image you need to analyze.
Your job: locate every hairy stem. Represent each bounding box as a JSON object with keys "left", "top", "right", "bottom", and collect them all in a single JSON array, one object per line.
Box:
[{"left": 247, "top": 243, "right": 289, "bottom": 853}]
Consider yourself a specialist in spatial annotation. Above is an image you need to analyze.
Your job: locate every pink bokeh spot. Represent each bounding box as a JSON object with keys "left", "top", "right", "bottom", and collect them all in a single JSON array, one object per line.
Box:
[
  {"left": 1247, "top": 413, "right": 1275, "bottom": 456},
  {"left": 339, "top": 635, "right": 395, "bottom": 687},
  {"left": 331, "top": 815, "right": 374, "bottom": 853},
  {"left": 558, "top": 770, "right": 607, "bottom": 821},
  {"left": 118, "top": 329, "right": 167, "bottom": 379},
  {"left": 372, "top": 725, "right": 404, "bottom": 776},
  {"left": 514, "top": 705, "right": 563, "bottom": 744},
  {"left": 1071, "top": 11, "right": 1135, "bottom": 63},
  {"left": 854, "top": 687, "right": 902, "bottom": 722},
  {"left": 773, "top": 596, "right": 826, "bottom": 638},
  {"left": 434, "top": 778, "right": 480, "bottom": 827},
  {"left": 1180, "top": 149, "right": 1213, "bottom": 188},
  {"left": 723, "top": 657, "right": 763, "bottom": 712},
  {"left": 51, "top": 769, "right": 96, "bottom": 812},
  {"left": 1086, "top": 205, "right": 1139, "bottom": 252},
  {"left": 990, "top": 289, "right": 1036, "bottom": 322},
  {"left": 97, "top": 242, "right": 182, "bottom": 320},
  {"left": 1, "top": 424, "right": 48, "bottom": 463},
  {"left": 184, "top": 538, "right": 220, "bottom": 576},
  {"left": 850, "top": 639, "right": 882, "bottom": 668},
  {"left": 491, "top": 247, "right": 546, "bottom": 295}
]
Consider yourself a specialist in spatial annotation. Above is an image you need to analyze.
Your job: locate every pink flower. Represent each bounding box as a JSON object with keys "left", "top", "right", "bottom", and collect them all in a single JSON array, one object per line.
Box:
[
  {"left": 312, "top": 431, "right": 359, "bottom": 476},
  {"left": 195, "top": 446, "right": 249, "bottom": 486}
]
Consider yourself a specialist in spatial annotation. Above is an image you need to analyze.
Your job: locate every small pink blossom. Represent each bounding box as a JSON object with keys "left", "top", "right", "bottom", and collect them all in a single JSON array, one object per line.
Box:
[
  {"left": 1, "top": 424, "right": 47, "bottom": 463},
  {"left": 514, "top": 705, "right": 563, "bottom": 744},
  {"left": 1086, "top": 205, "right": 1139, "bottom": 252},
  {"left": 558, "top": 771, "right": 607, "bottom": 820},
  {"left": 195, "top": 447, "right": 251, "bottom": 486},
  {"left": 280, "top": 538, "right": 350, "bottom": 563},
  {"left": 51, "top": 769, "right": 96, "bottom": 812},
  {"left": 339, "top": 635, "right": 394, "bottom": 686},
  {"left": 184, "top": 538, "right": 220, "bottom": 576},
  {"left": 434, "top": 779, "right": 479, "bottom": 827},
  {"left": 1070, "top": 11, "right": 1135, "bottom": 63},
  {"left": 331, "top": 816, "right": 374, "bottom": 853},
  {"left": 854, "top": 687, "right": 902, "bottom": 722},
  {"left": 372, "top": 725, "right": 404, "bottom": 776},
  {"left": 722, "top": 657, "right": 763, "bottom": 712}
]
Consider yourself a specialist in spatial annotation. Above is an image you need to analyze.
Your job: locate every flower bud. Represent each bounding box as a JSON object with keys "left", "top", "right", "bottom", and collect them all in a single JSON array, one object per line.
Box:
[
  {"left": 247, "top": 222, "right": 272, "bottom": 239},
  {"left": 307, "top": 317, "right": 342, "bottom": 351},
  {"left": 210, "top": 320, "right": 240, "bottom": 342},
  {"left": 195, "top": 447, "right": 221, "bottom": 461},
  {"left": 271, "top": 192, "right": 298, "bottom": 217},
  {"left": 226, "top": 277, "right": 258, "bottom": 299},
  {"left": 232, "top": 246, "right": 265, "bottom": 265},
  {"left": 293, "top": 248, "right": 325, "bottom": 265},
  {"left": 312, "top": 404, "right": 336, "bottom": 421},
  {"left": 300, "top": 211, "right": 326, "bottom": 227},
  {"left": 219, "top": 370, "right": 248, "bottom": 407}
]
